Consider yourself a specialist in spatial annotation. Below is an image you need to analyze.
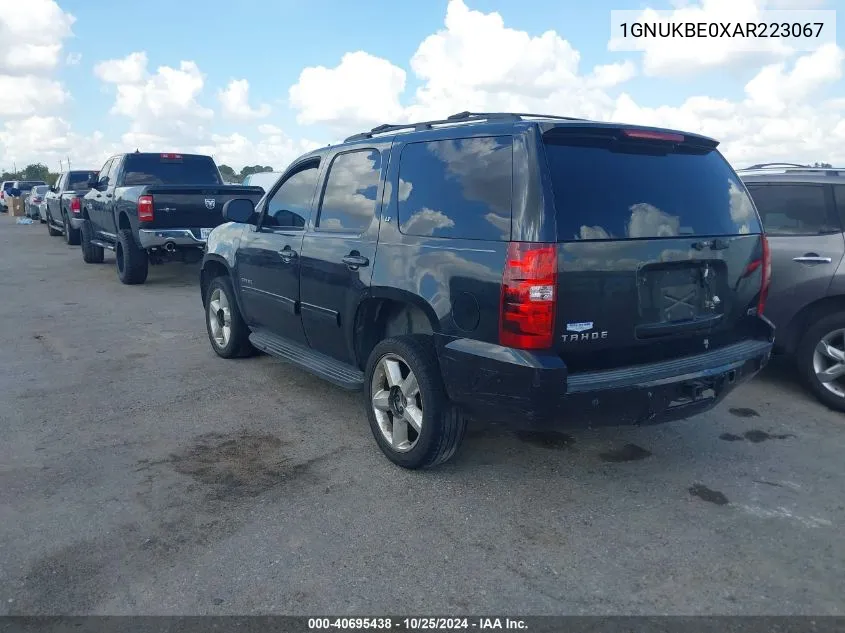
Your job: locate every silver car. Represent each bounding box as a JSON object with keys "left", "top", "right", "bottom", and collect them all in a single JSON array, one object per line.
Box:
[
  {"left": 26, "top": 185, "right": 50, "bottom": 220},
  {"left": 739, "top": 163, "right": 845, "bottom": 411}
]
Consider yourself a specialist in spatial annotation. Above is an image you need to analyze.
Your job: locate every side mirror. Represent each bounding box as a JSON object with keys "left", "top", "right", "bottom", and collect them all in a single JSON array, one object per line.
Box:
[{"left": 222, "top": 198, "right": 257, "bottom": 224}]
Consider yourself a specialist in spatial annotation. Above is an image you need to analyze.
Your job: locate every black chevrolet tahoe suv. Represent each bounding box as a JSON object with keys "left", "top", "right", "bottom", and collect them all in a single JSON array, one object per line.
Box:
[
  {"left": 200, "top": 111, "right": 775, "bottom": 469},
  {"left": 78, "top": 152, "right": 263, "bottom": 284}
]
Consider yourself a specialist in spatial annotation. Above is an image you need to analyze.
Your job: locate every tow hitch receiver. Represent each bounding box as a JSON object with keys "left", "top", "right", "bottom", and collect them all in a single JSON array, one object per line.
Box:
[{"left": 681, "top": 380, "right": 712, "bottom": 401}]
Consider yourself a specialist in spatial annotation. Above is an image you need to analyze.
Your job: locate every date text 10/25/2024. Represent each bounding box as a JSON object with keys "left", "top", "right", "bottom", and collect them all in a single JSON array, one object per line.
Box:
[{"left": 308, "top": 618, "right": 528, "bottom": 630}]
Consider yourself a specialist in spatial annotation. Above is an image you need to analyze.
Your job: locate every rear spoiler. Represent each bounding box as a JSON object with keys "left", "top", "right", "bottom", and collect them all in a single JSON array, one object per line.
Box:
[{"left": 541, "top": 123, "right": 719, "bottom": 150}]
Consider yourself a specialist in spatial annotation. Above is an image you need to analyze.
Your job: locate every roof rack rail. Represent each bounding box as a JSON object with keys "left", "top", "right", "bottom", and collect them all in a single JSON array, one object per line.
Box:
[
  {"left": 343, "top": 111, "right": 585, "bottom": 143},
  {"left": 739, "top": 162, "right": 809, "bottom": 170}
]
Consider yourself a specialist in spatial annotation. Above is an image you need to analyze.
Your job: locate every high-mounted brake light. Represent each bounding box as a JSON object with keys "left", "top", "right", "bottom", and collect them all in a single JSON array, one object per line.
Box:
[
  {"left": 160, "top": 153, "right": 182, "bottom": 159},
  {"left": 499, "top": 242, "right": 557, "bottom": 350},
  {"left": 70, "top": 197, "right": 81, "bottom": 213},
  {"left": 138, "top": 195, "right": 154, "bottom": 222},
  {"left": 622, "top": 129, "right": 684, "bottom": 143}
]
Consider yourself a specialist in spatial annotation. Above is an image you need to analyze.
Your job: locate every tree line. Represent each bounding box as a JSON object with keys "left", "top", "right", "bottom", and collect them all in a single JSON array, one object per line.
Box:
[
  {"left": 3, "top": 160, "right": 832, "bottom": 187},
  {"left": 1, "top": 163, "right": 276, "bottom": 186}
]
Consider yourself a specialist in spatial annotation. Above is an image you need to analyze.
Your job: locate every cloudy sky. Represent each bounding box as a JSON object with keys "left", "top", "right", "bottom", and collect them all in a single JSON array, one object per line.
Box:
[{"left": 0, "top": 0, "right": 842, "bottom": 173}]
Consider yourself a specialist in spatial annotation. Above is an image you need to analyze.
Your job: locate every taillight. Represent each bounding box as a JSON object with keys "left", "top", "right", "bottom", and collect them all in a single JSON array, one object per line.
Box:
[
  {"left": 70, "top": 197, "right": 81, "bottom": 213},
  {"left": 138, "top": 195, "right": 154, "bottom": 222},
  {"left": 743, "top": 235, "right": 771, "bottom": 315},
  {"left": 499, "top": 242, "right": 557, "bottom": 350},
  {"left": 758, "top": 234, "right": 771, "bottom": 315}
]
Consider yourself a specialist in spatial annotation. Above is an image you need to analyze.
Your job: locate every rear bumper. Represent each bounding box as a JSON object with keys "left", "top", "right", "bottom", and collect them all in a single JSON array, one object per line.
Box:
[
  {"left": 138, "top": 228, "right": 209, "bottom": 249},
  {"left": 439, "top": 337, "right": 773, "bottom": 429}
]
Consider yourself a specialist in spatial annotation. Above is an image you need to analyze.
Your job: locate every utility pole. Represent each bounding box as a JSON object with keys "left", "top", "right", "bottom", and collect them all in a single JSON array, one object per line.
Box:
[{"left": 67, "top": 156, "right": 71, "bottom": 170}]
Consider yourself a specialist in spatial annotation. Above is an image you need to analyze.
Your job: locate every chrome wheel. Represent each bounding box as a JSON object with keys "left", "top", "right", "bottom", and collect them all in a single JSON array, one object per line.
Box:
[
  {"left": 207, "top": 288, "right": 232, "bottom": 349},
  {"left": 371, "top": 353, "right": 423, "bottom": 452},
  {"left": 813, "top": 328, "right": 845, "bottom": 398}
]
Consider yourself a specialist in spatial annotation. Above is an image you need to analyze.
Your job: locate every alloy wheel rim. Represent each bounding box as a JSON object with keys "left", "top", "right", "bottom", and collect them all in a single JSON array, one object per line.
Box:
[
  {"left": 208, "top": 288, "right": 232, "bottom": 348},
  {"left": 371, "top": 353, "right": 423, "bottom": 452},
  {"left": 813, "top": 328, "right": 845, "bottom": 398}
]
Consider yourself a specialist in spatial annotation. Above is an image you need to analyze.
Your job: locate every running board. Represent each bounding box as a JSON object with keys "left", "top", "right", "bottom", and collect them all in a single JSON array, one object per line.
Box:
[
  {"left": 249, "top": 330, "right": 364, "bottom": 391},
  {"left": 90, "top": 240, "right": 115, "bottom": 251}
]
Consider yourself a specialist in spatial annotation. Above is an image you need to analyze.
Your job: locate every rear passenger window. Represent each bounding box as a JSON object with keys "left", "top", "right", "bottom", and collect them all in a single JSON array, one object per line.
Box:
[
  {"left": 397, "top": 136, "right": 512, "bottom": 241},
  {"left": 316, "top": 149, "right": 382, "bottom": 233},
  {"left": 746, "top": 184, "right": 837, "bottom": 236}
]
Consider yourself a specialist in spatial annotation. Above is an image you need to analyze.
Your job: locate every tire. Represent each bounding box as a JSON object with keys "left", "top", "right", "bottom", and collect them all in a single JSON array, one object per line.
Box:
[
  {"left": 796, "top": 310, "right": 845, "bottom": 412},
  {"left": 115, "top": 229, "right": 148, "bottom": 285},
  {"left": 63, "top": 211, "right": 81, "bottom": 246},
  {"left": 364, "top": 335, "right": 466, "bottom": 469},
  {"left": 204, "top": 275, "right": 255, "bottom": 358},
  {"left": 46, "top": 211, "right": 62, "bottom": 236},
  {"left": 80, "top": 219, "right": 104, "bottom": 264}
]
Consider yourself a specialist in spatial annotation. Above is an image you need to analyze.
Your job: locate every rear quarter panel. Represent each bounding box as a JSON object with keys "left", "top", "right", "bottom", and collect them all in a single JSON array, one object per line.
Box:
[{"left": 370, "top": 132, "right": 517, "bottom": 344}]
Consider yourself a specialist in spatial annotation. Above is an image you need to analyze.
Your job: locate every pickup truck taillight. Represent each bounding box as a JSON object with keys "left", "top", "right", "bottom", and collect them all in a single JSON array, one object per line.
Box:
[
  {"left": 499, "top": 242, "right": 557, "bottom": 350},
  {"left": 138, "top": 195, "right": 154, "bottom": 222},
  {"left": 70, "top": 197, "right": 81, "bottom": 214}
]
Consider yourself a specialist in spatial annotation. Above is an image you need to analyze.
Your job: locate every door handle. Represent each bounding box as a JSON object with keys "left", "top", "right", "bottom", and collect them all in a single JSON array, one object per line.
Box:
[
  {"left": 278, "top": 247, "right": 297, "bottom": 263},
  {"left": 793, "top": 254, "right": 832, "bottom": 264},
  {"left": 342, "top": 253, "right": 370, "bottom": 269},
  {"left": 105, "top": 193, "right": 113, "bottom": 198}
]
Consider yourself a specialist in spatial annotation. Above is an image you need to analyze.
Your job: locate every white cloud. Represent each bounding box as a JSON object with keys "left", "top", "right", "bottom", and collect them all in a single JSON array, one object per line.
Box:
[
  {"left": 94, "top": 51, "right": 148, "bottom": 84},
  {"left": 195, "top": 130, "right": 322, "bottom": 172},
  {"left": 0, "top": 116, "right": 116, "bottom": 169},
  {"left": 218, "top": 79, "right": 271, "bottom": 120},
  {"left": 588, "top": 61, "right": 637, "bottom": 88},
  {"left": 96, "top": 53, "right": 215, "bottom": 150},
  {"left": 65, "top": 52, "right": 82, "bottom": 66},
  {"left": 0, "top": 75, "right": 68, "bottom": 117},
  {"left": 0, "top": 0, "right": 75, "bottom": 75},
  {"left": 744, "top": 43, "right": 844, "bottom": 111},
  {"left": 289, "top": 51, "right": 406, "bottom": 129}
]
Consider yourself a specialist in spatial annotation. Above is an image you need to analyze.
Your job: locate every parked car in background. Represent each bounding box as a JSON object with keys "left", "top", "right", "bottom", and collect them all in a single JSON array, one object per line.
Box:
[
  {"left": 25, "top": 185, "right": 50, "bottom": 220},
  {"left": 241, "top": 171, "right": 283, "bottom": 192},
  {"left": 0, "top": 181, "right": 12, "bottom": 211},
  {"left": 44, "top": 170, "right": 98, "bottom": 244},
  {"left": 1, "top": 180, "right": 46, "bottom": 211},
  {"left": 79, "top": 152, "right": 264, "bottom": 285},
  {"left": 201, "top": 111, "right": 774, "bottom": 469},
  {"left": 739, "top": 163, "right": 845, "bottom": 411}
]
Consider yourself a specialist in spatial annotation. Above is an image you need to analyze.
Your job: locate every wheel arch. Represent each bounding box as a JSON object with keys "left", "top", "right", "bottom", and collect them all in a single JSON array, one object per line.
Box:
[
  {"left": 780, "top": 294, "right": 845, "bottom": 355},
  {"left": 352, "top": 288, "right": 440, "bottom": 370},
  {"left": 200, "top": 254, "right": 243, "bottom": 311}
]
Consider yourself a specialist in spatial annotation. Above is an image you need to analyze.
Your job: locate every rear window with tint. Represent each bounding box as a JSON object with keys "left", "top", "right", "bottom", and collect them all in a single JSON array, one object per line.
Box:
[
  {"left": 544, "top": 138, "right": 761, "bottom": 241},
  {"left": 121, "top": 155, "right": 222, "bottom": 186},
  {"left": 397, "top": 136, "right": 512, "bottom": 241},
  {"left": 68, "top": 171, "right": 97, "bottom": 190},
  {"left": 16, "top": 181, "right": 44, "bottom": 191}
]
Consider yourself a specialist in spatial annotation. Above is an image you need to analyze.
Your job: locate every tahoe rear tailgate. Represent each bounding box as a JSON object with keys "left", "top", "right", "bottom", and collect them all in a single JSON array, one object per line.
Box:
[
  {"left": 543, "top": 124, "right": 769, "bottom": 372},
  {"left": 141, "top": 185, "right": 264, "bottom": 229}
]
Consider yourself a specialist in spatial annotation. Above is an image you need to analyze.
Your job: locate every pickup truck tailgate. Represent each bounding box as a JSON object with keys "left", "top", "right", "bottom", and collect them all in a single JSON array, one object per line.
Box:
[{"left": 143, "top": 185, "right": 264, "bottom": 229}]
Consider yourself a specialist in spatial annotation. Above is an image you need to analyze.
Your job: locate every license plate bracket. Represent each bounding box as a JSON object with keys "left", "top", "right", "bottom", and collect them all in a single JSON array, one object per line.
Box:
[{"left": 638, "top": 263, "right": 707, "bottom": 325}]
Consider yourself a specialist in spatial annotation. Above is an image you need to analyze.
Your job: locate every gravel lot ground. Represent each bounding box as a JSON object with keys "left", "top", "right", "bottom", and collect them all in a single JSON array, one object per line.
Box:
[{"left": 1, "top": 215, "right": 844, "bottom": 616}]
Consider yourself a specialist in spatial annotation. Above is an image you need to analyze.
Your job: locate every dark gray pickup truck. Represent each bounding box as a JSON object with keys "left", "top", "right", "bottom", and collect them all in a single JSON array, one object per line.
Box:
[{"left": 78, "top": 152, "right": 264, "bottom": 285}]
